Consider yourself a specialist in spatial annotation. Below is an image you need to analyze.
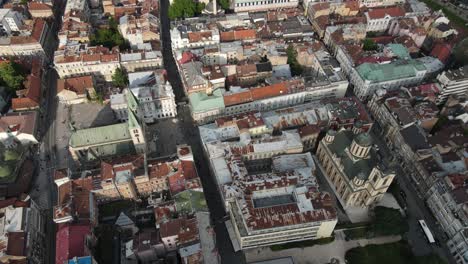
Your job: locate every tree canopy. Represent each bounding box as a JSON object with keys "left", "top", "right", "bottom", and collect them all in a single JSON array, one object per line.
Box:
[
  {"left": 346, "top": 242, "right": 447, "bottom": 264},
  {"left": 363, "top": 38, "right": 378, "bottom": 51},
  {"left": 112, "top": 67, "right": 128, "bottom": 88},
  {"left": 287, "top": 45, "right": 303, "bottom": 77},
  {"left": 168, "top": 0, "right": 205, "bottom": 19},
  {"left": 219, "top": 0, "right": 230, "bottom": 10},
  {"left": 90, "top": 17, "right": 129, "bottom": 50},
  {"left": 371, "top": 206, "right": 408, "bottom": 236},
  {"left": 0, "top": 61, "right": 25, "bottom": 92}
]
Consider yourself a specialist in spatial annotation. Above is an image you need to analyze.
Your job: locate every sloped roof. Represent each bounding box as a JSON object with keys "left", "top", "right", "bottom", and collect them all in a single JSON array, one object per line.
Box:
[
  {"left": 367, "top": 6, "right": 405, "bottom": 19},
  {"left": 55, "top": 224, "right": 91, "bottom": 264},
  {"left": 69, "top": 123, "right": 131, "bottom": 148}
]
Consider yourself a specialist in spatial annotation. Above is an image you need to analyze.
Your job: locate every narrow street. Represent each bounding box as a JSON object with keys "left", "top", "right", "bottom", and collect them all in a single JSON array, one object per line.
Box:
[
  {"left": 370, "top": 125, "right": 455, "bottom": 264},
  {"left": 158, "top": 1, "right": 246, "bottom": 262},
  {"left": 28, "top": 4, "right": 62, "bottom": 263}
]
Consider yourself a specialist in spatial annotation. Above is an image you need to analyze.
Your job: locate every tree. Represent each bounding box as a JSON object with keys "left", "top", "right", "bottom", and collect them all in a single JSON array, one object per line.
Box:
[
  {"left": 219, "top": 0, "right": 230, "bottom": 10},
  {"left": 0, "top": 61, "right": 25, "bottom": 92},
  {"left": 112, "top": 67, "right": 128, "bottom": 88},
  {"left": 287, "top": 45, "right": 303, "bottom": 76},
  {"left": 168, "top": 0, "right": 205, "bottom": 19},
  {"left": 90, "top": 17, "right": 129, "bottom": 50},
  {"left": 363, "top": 38, "right": 378, "bottom": 51},
  {"left": 371, "top": 206, "right": 408, "bottom": 236}
]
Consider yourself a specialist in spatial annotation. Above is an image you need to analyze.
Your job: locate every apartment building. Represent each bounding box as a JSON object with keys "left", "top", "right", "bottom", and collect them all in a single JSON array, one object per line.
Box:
[
  {"left": 119, "top": 13, "right": 159, "bottom": 48},
  {"left": 0, "top": 18, "right": 49, "bottom": 58},
  {"left": 232, "top": 0, "right": 298, "bottom": 13},
  {"left": 200, "top": 121, "right": 337, "bottom": 249},
  {"left": 64, "top": 0, "right": 90, "bottom": 21},
  {"left": 350, "top": 60, "right": 427, "bottom": 100},
  {"left": 56, "top": 75, "right": 96, "bottom": 104},
  {"left": 364, "top": 6, "right": 406, "bottom": 32},
  {"left": 120, "top": 50, "right": 163, "bottom": 73},
  {"left": 316, "top": 129, "right": 396, "bottom": 208},
  {"left": 426, "top": 173, "right": 468, "bottom": 264},
  {"left": 436, "top": 66, "right": 468, "bottom": 105},
  {"left": 54, "top": 44, "right": 120, "bottom": 82},
  {"left": 171, "top": 23, "right": 220, "bottom": 51},
  {"left": 28, "top": 2, "right": 54, "bottom": 18},
  {"left": 227, "top": 153, "right": 337, "bottom": 249},
  {"left": 54, "top": 145, "right": 200, "bottom": 223},
  {"left": 0, "top": 9, "right": 24, "bottom": 35},
  {"left": 359, "top": 0, "right": 404, "bottom": 8},
  {"left": 111, "top": 70, "right": 177, "bottom": 123}
]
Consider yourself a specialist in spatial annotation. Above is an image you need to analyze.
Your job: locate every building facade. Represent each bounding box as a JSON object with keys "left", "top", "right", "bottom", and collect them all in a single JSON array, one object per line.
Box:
[{"left": 316, "top": 129, "right": 396, "bottom": 208}]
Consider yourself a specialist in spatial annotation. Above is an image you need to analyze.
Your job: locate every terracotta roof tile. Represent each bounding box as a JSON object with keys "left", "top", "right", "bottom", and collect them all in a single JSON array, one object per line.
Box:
[
  {"left": 251, "top": 82, "right": 288, "bottom": 101},
  {"left": 57, "top": 75, "right": 94, "bottom": 95},
  {"left": 223, "top": 90, "right": 252, "bottom": 106},
  {"left": 367, "top": 6, "right": 405, "bottom": 19}
]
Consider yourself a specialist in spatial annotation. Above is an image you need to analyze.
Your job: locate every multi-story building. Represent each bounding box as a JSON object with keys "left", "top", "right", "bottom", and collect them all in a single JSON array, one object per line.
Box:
[
  {"left": 0, "top": 18, "right": 49, "bottom": 58},
  {"left": 111, "top": 70, "right": 177, "bottom": 123},
  {"left": 64, "top": 0, "right": 90, "bottom": 21},
  {"left": 119, "top": 13, "right": 159, "bottom": 48},
  {"left": 200, "top": 124, "right": 337, "bottom": 249},
  {"left": 364, "top": 6, "right": 406, "bottom": 32},
  {"left": 426, "top": 173, "right": 468, "bottom": 263},
  {"left": 0, "top": 9, "right": 24, "bottom": 35},
  {"left": 0, "top": 111, "right": 38, "bottom": 145},
  {"left": 56, "top": 75, "right": 96, "bottom": 104},
  {"left": 436, "top": 66, "right": 468, "bottom": 105},
  {"left": 119, "top": 50, "right": 163, "bottom": 73},
  {"left": 227, "top": 153, "right": 337, "bottom": 249},
  {"left": 171, "top": 23, "right": 220, "bottom": 51},
  {"left": 58, "top": 15, "right": 91, "bottom": 48},
  {"left": 28, "top": 2, "right": 54, "bottom": 18},
  {"left": 359, "top": 0, "right": 404, "bottom": 8},
  {"left": 190, "top": 73, "right": 349, "bottom": 124},
  {"left": 368, "top": 88, "right": 439, "bottom": 133},
  {"left": 350, "top": 60, "right": 427, "bottom": 100},
  {"left": 54, "top": 145, "right": 200, "bottom": 222},
  {"left": 316, "top": 129, "right": 396, "bottom": 208},
  {"left": 232, "top": 0, "right": 298, "bottom": 13},
  {"left": 54, "top": 44, "right": 120, "bottom": 82}
]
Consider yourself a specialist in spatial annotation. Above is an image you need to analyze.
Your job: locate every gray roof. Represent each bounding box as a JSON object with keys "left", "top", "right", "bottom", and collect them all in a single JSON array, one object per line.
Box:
[
  {"left": 327, "top": 130, "right": 377, "bottom": 181},
  {"left": 355, "top": 133, "right": 372, "bottom": 147},
  {"left": 400, "top": 124, "right": 430, "bottom": 152}
]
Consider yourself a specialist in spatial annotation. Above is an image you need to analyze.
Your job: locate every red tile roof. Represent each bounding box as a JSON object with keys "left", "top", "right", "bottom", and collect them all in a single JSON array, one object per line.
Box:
[
  {"left": 11, "top": 98, "right": 39, "bottom": 111},
  {"left": 28, "top": 2, "right": 52, "bottom": 11},
  {"left": 223, "top": 90, "right": 252, "bottom": 106},
  {"left": 298, "top": 124, "right": 321, "bottom": 137},
  {"left": 220, "top": 31, "right": 235, "bottom": 42},
  {"left": 31, "top": 19, "right": 46, "bottom": 41},
  {"left": 57, "top": 75, "right": 94, "bottom": 95},
  {"left": 55, "top": 224, "right": 91, "bottom": 264},
  {"left": 430, "top": 43, "right": 452, "bottom": 64},
  {"left": 6, "top": 232, "right": 26, "bottom": 257},
  {"left": 188, "top": 31, "right": 212, "bottom": 43},
  {"left": 234, "top": 29, "right": 256, "bottom": 40},
  {"left": 251, "top": 82, "right": 288, "bottom": 101},
  {"left": 367, "top": 6, "right": 405, "bottom": 19}
]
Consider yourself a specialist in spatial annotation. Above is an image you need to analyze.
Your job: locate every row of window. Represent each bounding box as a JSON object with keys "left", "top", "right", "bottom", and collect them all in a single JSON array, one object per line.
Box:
[{"left": 235, "top": 0, "right": 292, "bottom": 7}]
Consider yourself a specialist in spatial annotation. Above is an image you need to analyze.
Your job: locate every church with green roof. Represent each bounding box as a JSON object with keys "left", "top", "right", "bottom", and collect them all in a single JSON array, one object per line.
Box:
[
  {"left": 69, "top": 107, "right": 146, "bottom": 164},
  {"left": 316, "top": 128, "right": 396, "bottom": 208}
]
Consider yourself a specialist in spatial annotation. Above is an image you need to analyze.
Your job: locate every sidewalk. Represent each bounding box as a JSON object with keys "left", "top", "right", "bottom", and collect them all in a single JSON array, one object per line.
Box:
[{"left": 244, "top": 231, "right": 401, "bottom": 264}]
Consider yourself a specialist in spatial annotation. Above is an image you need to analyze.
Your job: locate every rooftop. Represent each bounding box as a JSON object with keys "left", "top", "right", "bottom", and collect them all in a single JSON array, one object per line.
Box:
[
  {"left": 69, "top": 122, "right": 131, "bottom": 148},
  {"left": 356, "top": 60, "right": 426, "bottom": 83}
]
